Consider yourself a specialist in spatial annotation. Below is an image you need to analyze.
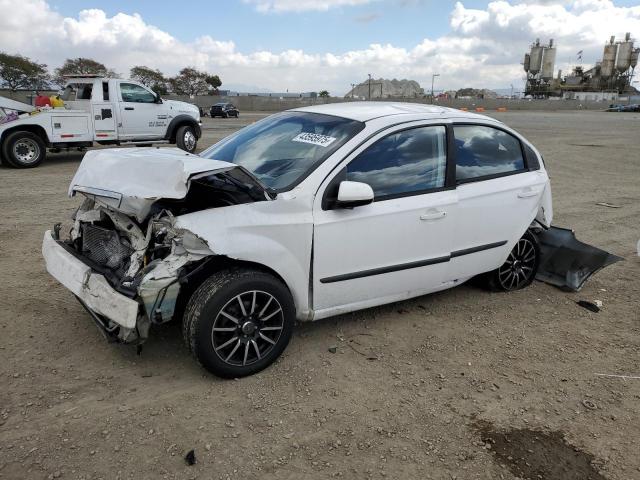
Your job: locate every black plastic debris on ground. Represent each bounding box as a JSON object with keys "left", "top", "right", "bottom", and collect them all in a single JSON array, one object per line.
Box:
[
  {"left": 184, "top": 449, "right": 196, "bottom": 466},
  {"left": 535, "top": 226, "right": 622, "bottom": 292},
  {"left": 577, "top": 300, "right": 600, "bottom": 313}
]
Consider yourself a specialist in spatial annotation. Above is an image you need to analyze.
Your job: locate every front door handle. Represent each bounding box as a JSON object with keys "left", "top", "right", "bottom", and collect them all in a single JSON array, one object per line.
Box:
[
  {"left": 124, "top": 107, "right": 135, "bottom": 111},
  {"left": 420, "top": 211, "right": 447, "bottom": 221}
]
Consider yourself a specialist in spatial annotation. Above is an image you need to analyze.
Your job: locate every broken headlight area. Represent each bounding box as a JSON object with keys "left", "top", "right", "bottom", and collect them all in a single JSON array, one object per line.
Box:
[{"left": 61, "top": 198, "right": 214, "bottom": 344}]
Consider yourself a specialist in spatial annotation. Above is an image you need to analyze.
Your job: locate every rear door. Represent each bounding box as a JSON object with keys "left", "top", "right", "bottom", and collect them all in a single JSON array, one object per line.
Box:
[
  {"left": 92, "top": 80, "right": 117, "bottom": 141},
  {"left": 117, "top": 81, "right": 166, "bottom": 139},
  {"left": 448, "top": 123, "right": 548, "bottom": 280},
  {"left": 312, "top": 124, "right": 457, "bottom": 315}
]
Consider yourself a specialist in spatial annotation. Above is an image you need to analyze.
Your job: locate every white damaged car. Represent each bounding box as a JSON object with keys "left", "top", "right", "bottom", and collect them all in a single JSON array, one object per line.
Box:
[{"left": 42, "top": 102, "right": 619, "bottom": 377}]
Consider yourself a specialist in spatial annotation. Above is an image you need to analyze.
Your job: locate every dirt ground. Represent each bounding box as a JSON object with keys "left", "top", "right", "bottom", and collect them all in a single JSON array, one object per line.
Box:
[{"left": 1, "top": 110, "right": 639, "bottom": 480}]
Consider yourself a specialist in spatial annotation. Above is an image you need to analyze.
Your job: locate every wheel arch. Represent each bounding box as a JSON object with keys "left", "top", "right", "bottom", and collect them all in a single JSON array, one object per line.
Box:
[
  {"left": 164, "top": 115, "right": 201, "bottom": 143},
  {"left": 175, "top": 255, "right": 297, "bottom": 322},
  {"left": 1, "top": 124, "right": 50, "bottom": 148}
]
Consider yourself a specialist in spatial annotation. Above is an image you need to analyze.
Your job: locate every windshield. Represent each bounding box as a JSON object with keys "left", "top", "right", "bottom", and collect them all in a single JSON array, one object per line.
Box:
[{"left": 200, "top": 112, "right": 364, "bottom": 190}]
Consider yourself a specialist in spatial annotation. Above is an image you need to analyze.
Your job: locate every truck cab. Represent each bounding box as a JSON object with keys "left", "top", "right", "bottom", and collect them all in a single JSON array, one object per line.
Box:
[{"left": 0, "top": 76, "right": 201, "bottom": 168}]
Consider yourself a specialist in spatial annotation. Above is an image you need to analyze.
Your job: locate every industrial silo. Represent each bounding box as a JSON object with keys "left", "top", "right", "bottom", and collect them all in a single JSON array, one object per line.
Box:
[
  {"left": 529, "top": 40, "right": 543, "bottom": 75},
  {"left": 601, "top": 36, "right": 617, "bottom": 79},
  {"left": 631, "top": 48, "right": 639, "bottom": 69},
  {"left": 541, "top": 39, "right": 556, "bottom": 80},
  {"left": 615, "top": 33, "right": 633, "bottom": 73},
  {"left": 523, "top": 53, "right": 530, "bottom": 72}
]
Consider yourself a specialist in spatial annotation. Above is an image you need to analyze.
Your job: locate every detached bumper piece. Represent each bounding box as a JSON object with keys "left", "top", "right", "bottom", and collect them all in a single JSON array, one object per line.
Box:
[
  {"left": 42, "top": 230, "right": 140, "bottom": 330},
  {"left": 535, "top": 226, "right": 623, "bottom": 292}
]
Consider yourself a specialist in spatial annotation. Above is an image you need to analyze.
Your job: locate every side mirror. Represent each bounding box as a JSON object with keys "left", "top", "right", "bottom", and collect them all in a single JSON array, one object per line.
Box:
[
  {"left": 154, "top": 94, "right": 163, "bottom": 104},
  {"left": 335, "top": 181, "right": 374, "bottom": 208}
]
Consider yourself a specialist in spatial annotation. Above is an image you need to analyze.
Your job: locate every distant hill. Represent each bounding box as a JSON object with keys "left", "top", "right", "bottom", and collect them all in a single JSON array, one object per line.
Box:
[
  {"left": 455, "top": 88, "right": 499, "bottom": 99},
  {"left": 345, "top": 78, "right": 424, "bottom": 99}
]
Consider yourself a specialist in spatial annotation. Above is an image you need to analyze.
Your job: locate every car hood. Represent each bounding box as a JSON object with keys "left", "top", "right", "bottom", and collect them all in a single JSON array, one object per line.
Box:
[
  {"left": 69, "top": 148, "right": 269, "bottom": 221},
  {"left": 165, "top": 99, "right": 199, "bottom": 116}
]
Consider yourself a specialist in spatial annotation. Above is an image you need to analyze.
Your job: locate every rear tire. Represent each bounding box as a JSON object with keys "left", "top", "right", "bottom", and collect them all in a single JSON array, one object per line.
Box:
[
  {"left": 183, "top": 268, "right": 295, "bottom": 378},
  {"left": 485, "top": 231, "right": 540, "bottom": 292},
  {"left": 176, "top": 125, "right": 197, "bottom": 153},
  {"left": 1, "top": 131, "right": 46, "bottom": 168}
]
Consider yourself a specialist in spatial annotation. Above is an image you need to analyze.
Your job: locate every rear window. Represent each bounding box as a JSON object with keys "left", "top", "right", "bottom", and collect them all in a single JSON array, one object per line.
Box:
[{"left": 201, "top": 112, "right": 364, "bottom": 191}]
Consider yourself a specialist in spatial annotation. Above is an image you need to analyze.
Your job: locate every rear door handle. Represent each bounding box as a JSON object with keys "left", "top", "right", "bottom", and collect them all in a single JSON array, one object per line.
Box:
[
  {"left": 124, "top": 107, "right": 134, "bottom": 111},
  {"left": 517, "top": 189, "right": 539, "bottom": 198},
  {"left": 420, "top": 211, "right": 447, "bottom": 221}
]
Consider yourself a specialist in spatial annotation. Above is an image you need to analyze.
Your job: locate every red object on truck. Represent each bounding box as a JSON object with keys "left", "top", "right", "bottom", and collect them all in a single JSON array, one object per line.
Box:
[{"left": 35, "top": 95, "right": 52, "bottom": 107}]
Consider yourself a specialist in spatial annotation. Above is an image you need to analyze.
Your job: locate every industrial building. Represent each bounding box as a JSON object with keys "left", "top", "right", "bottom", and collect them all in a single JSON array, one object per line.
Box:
[{"left": 524, "top": 33, "right": 638, "bottom": 99}]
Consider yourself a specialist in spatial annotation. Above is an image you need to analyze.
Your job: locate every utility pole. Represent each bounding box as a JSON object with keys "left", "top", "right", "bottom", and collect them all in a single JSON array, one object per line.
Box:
[
  {"left": 510, "top": 84, "right": 514, "bottom": 99},
  {"left": 368, "top": 73, "right": 372, "bottom": 100},
  {"left": 431, "top": 73, "right": 440, "bottom": 103}
]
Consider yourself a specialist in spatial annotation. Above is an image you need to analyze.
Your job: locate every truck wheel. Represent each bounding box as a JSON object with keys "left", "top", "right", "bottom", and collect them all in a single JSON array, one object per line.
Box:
[
  {"left": 183, "top": 268, "right": 295, "bottom": 378},
  {"left": 176, "top": 125, "right": 197, "bottom": 153},
  {"left": 2, "top": 131, "right": 46, "bottom": 168}
]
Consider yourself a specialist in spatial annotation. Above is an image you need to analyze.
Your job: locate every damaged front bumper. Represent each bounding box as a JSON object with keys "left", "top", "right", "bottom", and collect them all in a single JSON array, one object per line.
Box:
[
  {"left": 42, "top": 197, "right": 217, "bottom": 344},
  {"left": 42, "top": 230, "right": 140, "bottom": 333}
]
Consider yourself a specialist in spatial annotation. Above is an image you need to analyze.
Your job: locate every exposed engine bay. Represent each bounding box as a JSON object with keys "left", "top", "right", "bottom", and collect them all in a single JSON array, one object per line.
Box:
[{"left": 57, "top": 166, "right": 271, "bottom": 345}]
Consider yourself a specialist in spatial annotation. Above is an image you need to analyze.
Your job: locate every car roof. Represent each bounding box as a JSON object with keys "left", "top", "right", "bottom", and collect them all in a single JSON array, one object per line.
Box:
[{"left": 291, "top": 101, "right": 492, "bottom": 123}]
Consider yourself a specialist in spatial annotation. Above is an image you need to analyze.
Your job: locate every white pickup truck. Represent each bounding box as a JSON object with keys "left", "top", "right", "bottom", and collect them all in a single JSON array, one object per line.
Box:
[{"left": 0, "top": 76, "right": 201, "bottom": 168}]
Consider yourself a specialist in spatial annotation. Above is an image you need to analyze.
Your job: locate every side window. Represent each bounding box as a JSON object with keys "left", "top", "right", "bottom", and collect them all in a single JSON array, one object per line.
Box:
[
  {"left": 102, "top": 82, "right": 110, "bottom": 101},
  {"left": 454, "top": 125, "right": 525, "bottom": 182},
  {"left": 120, "top": 83, "right": 155, "bottom": 103},
  {"left": 345, "top": 126, "right": 447, "bottom": 199},
  {"left": 77, "top": 84, "right": 92, "bottom": 100}
]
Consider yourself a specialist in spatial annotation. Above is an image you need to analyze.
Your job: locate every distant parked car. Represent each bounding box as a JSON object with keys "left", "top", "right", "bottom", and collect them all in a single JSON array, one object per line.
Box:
[{"left": 210, "top": 102, "right": 239, "bottom": 118}]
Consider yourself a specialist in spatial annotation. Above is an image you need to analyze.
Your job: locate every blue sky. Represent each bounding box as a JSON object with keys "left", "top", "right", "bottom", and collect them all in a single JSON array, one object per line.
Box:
[
  {"left": 4, "top": 1, "right": 640, "bottom": 94},
  {"left": 50, "top": 0, "right": 638, "bottom": 54},
  {"left": 51, "top": 0, "right": 490, "bottom": 52}
]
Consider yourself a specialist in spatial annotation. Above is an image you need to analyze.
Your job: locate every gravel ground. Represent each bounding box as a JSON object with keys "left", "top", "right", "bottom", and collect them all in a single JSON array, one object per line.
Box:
[{"left": 0, "top": 110, "right": 639, "bottom": 480}]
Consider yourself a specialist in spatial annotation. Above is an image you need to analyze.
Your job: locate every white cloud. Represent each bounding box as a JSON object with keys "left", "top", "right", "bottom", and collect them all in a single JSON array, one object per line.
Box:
[
  {"left": 243, "top": 0, "right": 376, "bottom": 12},
  {"left": 0, "top": 0, "right": 639, "bottom": 95}
]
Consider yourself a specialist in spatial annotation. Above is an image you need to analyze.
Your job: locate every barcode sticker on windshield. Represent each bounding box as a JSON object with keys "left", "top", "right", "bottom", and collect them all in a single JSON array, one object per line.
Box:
[{"left": 292, "top": 132, "right": 337, "bottom": 147}]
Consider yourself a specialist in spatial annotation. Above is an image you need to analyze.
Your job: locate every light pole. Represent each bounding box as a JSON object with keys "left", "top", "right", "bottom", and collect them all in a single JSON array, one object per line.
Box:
[
  {"left": 431, "top": 73, "right": 440, "bottom": 103},
  {"left": 510, "top": 84, "right": 514, "bottom": 99}
]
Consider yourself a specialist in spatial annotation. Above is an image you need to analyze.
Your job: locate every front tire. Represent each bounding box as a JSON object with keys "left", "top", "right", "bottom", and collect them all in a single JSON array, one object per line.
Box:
[
  {"left": 485, "top": 231, "right": 540, "bottom": 291},
  {"left": 1, "top": 131, "right": 46, "bottom": 168},
  {"left": 183, "top": 269, "right": 295, "bottom": 378},
  {"left": 176, "top": 125, "right": 197, "bottom": 153}
]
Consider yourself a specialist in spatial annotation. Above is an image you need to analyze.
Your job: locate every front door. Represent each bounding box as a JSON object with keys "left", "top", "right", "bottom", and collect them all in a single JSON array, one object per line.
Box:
[
  {"left": 117, "top": 81, "right": 166, "bottom": 139},
  {"left": 312, "top": 124, "right": 457, "bottom": 316}
]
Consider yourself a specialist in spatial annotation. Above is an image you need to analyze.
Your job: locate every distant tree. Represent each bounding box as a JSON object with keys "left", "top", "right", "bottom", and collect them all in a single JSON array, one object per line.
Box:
[
  {"left": 0, "top": 52, "right": 49, "bottom": 92},
  {"left": 130, "top": 66, "right": 167, "bottom": 95},
  {"left": 170, "top": 67, "right": 220, "bottom": 96},
  {"left": 318, "top": 90, "right": 330, "bottom": 98},
  {"left": 54, "top": 58, "right": 116, "bottom": 85},
  {"left": 205, "top": 74, "right": 222, "bottom": 93}
]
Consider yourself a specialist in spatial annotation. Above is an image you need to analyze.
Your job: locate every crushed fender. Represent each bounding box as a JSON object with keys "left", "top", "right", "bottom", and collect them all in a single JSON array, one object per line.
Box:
[{"left": 534, "top": 226, "right": 623, "bottom": 292}]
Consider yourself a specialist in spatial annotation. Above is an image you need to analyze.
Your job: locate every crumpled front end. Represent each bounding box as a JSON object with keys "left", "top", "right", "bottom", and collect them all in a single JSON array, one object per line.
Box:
[{"left": 43, "top": 198, "right": 214, "bottom": 344}]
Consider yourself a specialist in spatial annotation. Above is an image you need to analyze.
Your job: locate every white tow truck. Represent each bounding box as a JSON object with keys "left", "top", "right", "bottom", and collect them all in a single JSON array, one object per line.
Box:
[{"left": 0, "top": 76, "right": 201, "bottom": 168}]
